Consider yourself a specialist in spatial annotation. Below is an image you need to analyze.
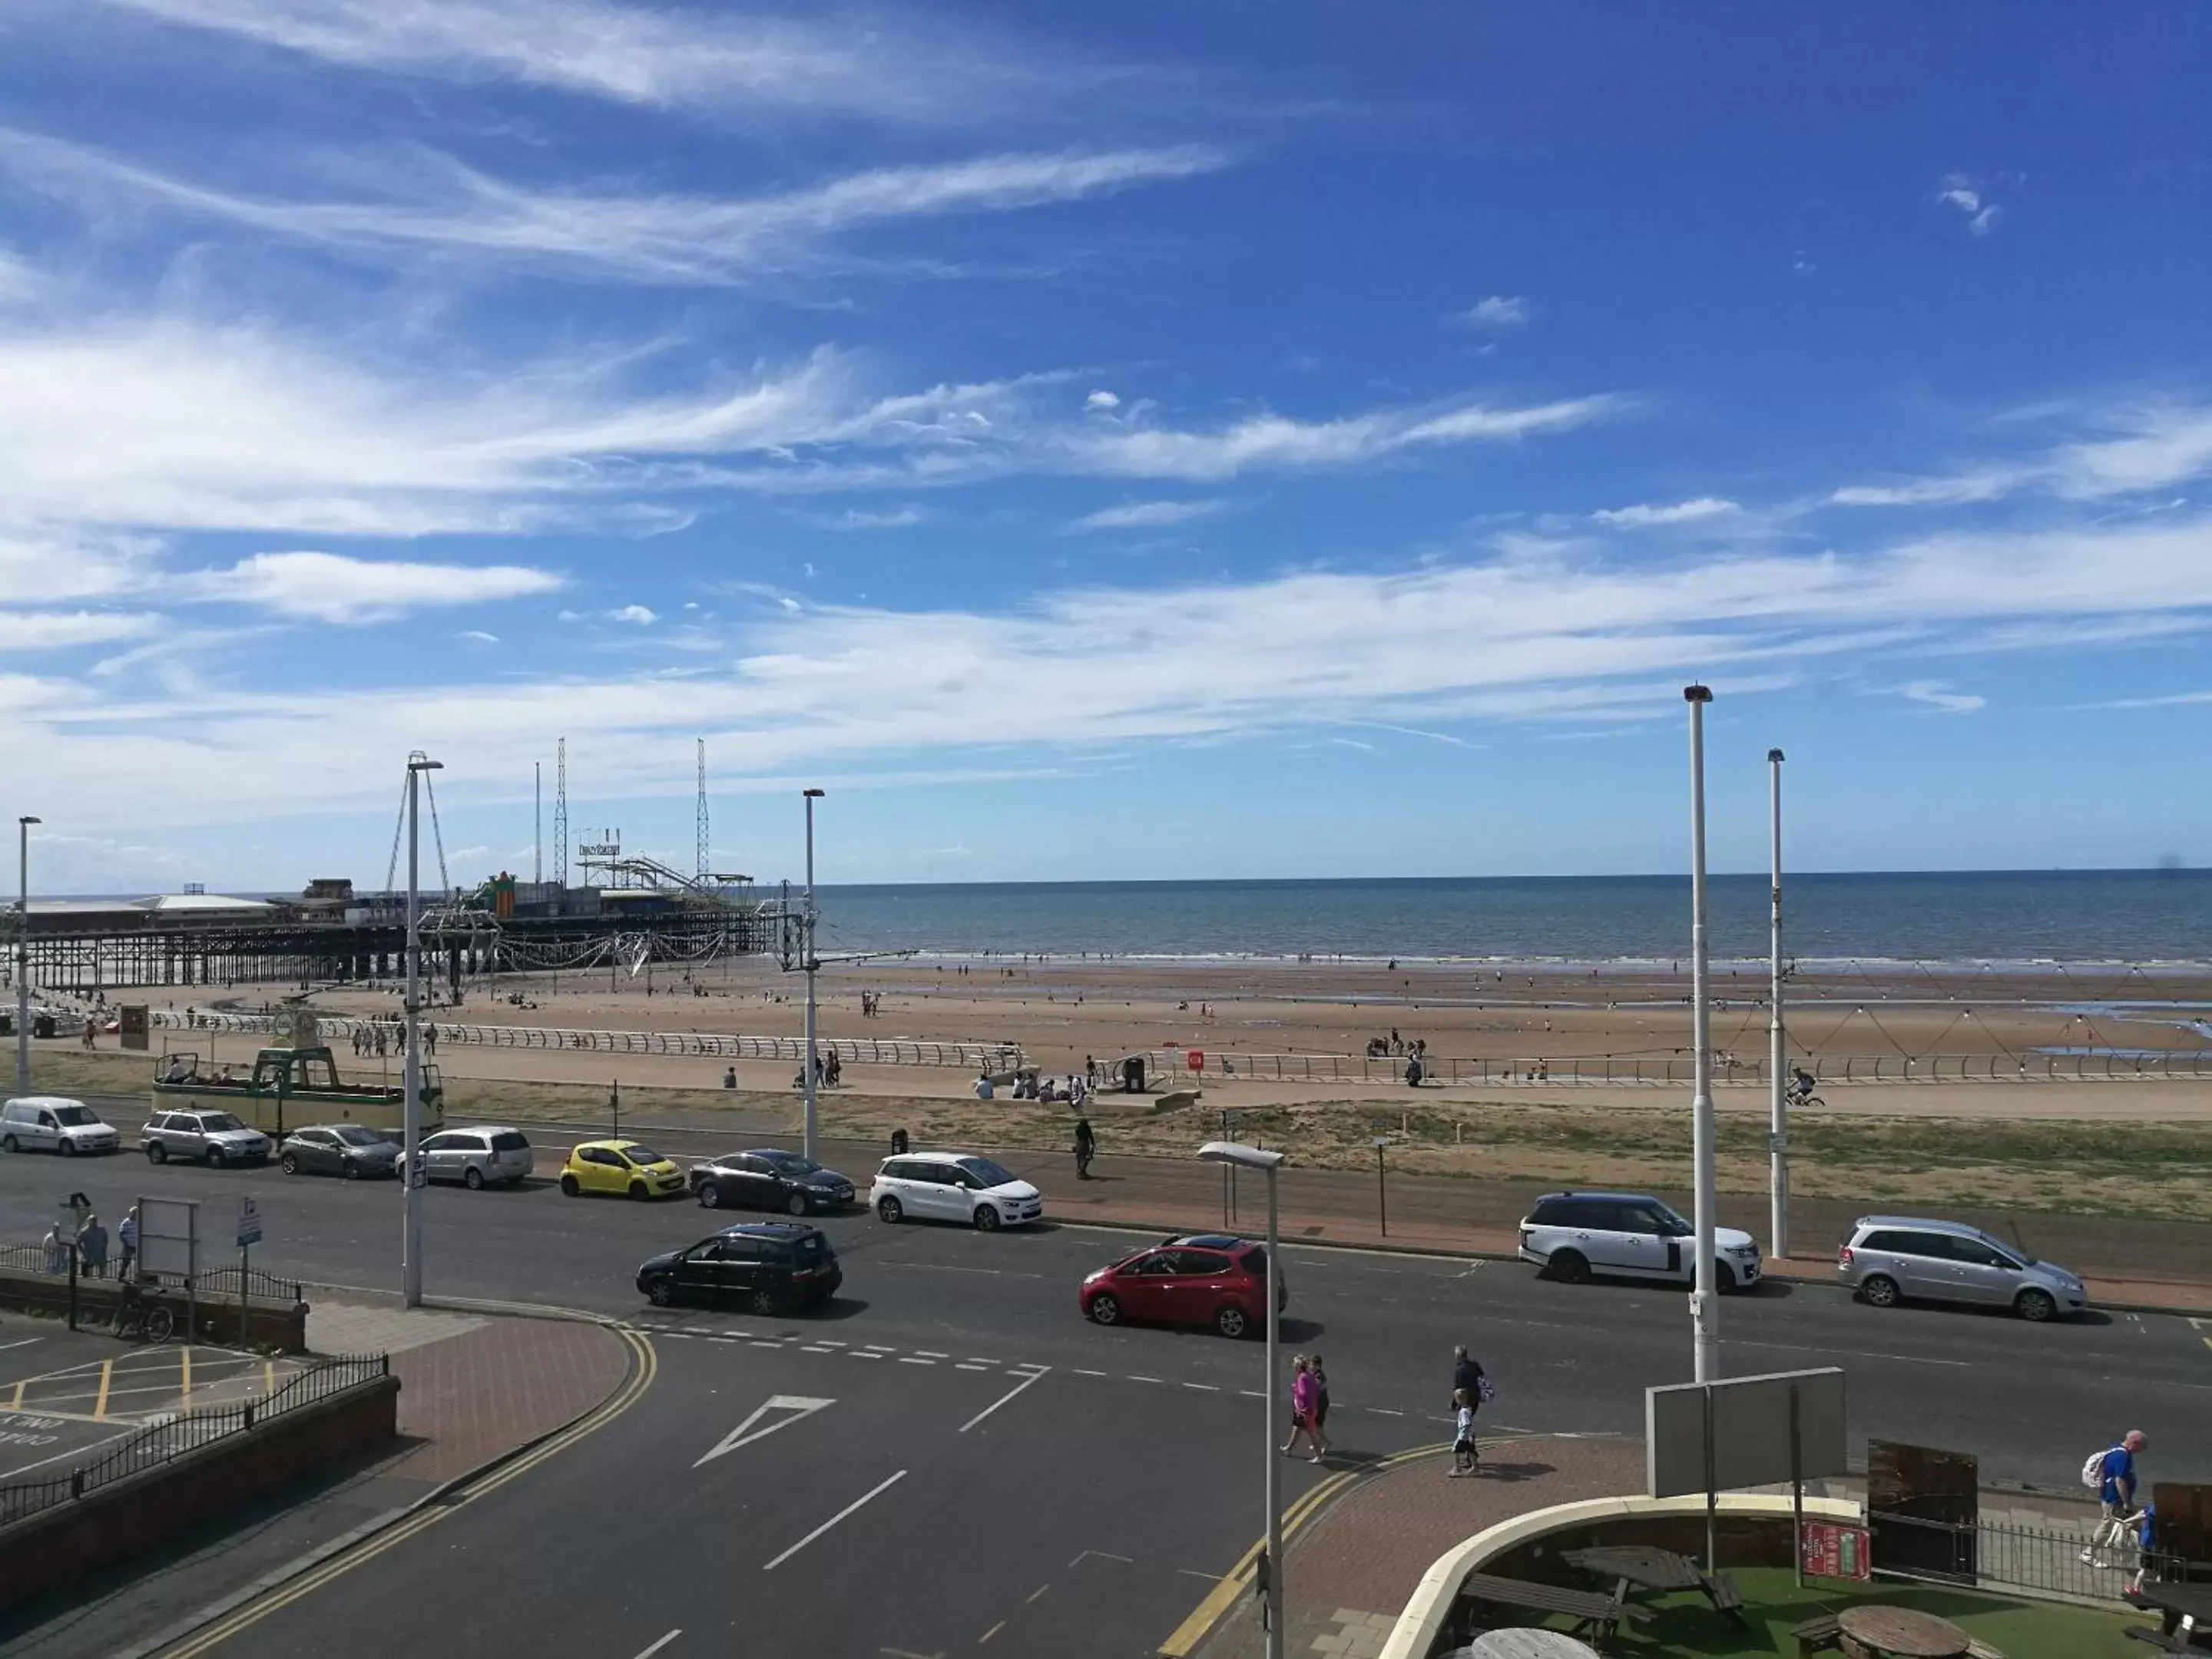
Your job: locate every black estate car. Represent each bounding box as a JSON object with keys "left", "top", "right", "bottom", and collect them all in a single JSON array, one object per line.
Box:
[
  {"left": 636, "top": 1223, "right": 843, "bottom": 1316},
  {"left": 690, "top": 1148, "right": 856, "bottom": 1215}
]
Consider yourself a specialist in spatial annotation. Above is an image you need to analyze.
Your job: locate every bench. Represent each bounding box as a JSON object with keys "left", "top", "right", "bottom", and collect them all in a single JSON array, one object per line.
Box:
[
  {"left": 1791, "top": 1612, "right": 1844, "bottom": 1654},
  {"left": 2125, "top": 1628, "right": 2212, "bottom": 1654},
  {"left": 1702, "top": 1571, "right": 1746, "bottom": 1619},
  {"left": 1458, "top": 1571, "right": 1649, "bottom": 1644}
]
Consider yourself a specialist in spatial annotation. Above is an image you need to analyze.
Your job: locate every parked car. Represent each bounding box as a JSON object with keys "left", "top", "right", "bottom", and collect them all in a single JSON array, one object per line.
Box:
[
  {"left": 1079, "top": 1233, "right": 1286, "bottom": 1339},
  {"left": 2, "top": 1096, "right": 121, "bottom": 1156},
  {"left": 691, "top": 1149, "right": 856, "bottom": 1214},
  {"left": 558, "top": 1138, "right": 687, "bottom": 1200},
  {"left": 278, "top": 1124, "right": 399, "bottom": 1180},
  {"left": 635, "top": 1222, "right": 843, "bottom": 1315},
  {"left": 870, "top": 1151, "right": 1043, "bottom": 1230},
  {"left": 1517, "top": 1190, "right": 1762, "bottom": 1290},
  {"left": 402, "top": 1127, "right": 535, "bottom": 1189},
  {"left": 141, "top": 1109, "right": 272, "bottom": 1167},
  {"left": 1837, "top": 1216, "right": 2085, "bottom": 1322}
]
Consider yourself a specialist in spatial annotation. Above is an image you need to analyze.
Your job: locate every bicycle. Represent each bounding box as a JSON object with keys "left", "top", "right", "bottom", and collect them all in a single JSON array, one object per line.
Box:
[
  {"left": 1786, "top": 1083, "right": 1826, "bottom": 1111},
  {"left": 111, "top": 1280, "right": 176, "bottom": 1343}
]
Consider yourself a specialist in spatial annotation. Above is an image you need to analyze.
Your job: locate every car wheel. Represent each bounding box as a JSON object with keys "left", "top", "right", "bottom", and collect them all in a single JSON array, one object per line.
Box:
[
  {"left": 464, "top": 1166, "right": 485, "bottom": 1190},
  {"left": 1714, "top": 1262, "right": 1740, "bottom": 1294},
  {"left": 646, "top": 1279, "right": 676, "bottom": 1307},
  {"left": 206, "top": 1147, "right": 226, "bottom": 1169},
  {"left": 786, "top": 1190, "right": 810, "bottom": 1217},
  {"left": 559, "top": 1173, "right": 581, "bottom": 1197},
  {"left": 972, "top": 1204, "right": 1001, "bottom": 1232},
  {"left": 280, "top": 1153, "right": 299, "bottom": 1174},
  {"left": 699, "top": 1182, "right": 723, "bottom": 1209},
  {"left": 1548, "top": 1249, "right": 1589, "bottom": 1285},
  {"left": 750, "top": 1286, "right": 781, "bottom": 1316},
  {"left": 147, "top": 1143, "right": 167, "bottom": 1164},
  {"left": 628, "top": 1181, "right": 649, "bottom": 1201},
  {"left": 877, "top": 1196, "right": 903, "bottom": 1224},
  {"left": 1215, "top": 1304, "right": 1250, "bottom": 1339},
  {"left": 343, "top": 1161, "right": 361, "bottom": 1181},
  {"left": 1861, "top": 1273, "right": 1900, "bottom": 1308},
  {"left": 2015, "top": 1286, "right": 2057, "bottom": 1323},
  {"left": 1087, "top": 1292, "right": 1121, "bottom": 1326},
  {"left": 58, "top": 1139, "right": 76, "bottom": 1158},
  {"left": 0, "top": 1135, "right": 15, "bottom": 1154}
]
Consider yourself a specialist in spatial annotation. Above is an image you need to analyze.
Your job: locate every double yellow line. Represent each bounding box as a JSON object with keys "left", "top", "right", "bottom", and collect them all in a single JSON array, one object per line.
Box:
[
  {"left": 1157, "top": 1441, "right": 1450, "bottom": 1656},
  {"left": 162, "top": 1326, "right": 657, "bottom": 1658}
]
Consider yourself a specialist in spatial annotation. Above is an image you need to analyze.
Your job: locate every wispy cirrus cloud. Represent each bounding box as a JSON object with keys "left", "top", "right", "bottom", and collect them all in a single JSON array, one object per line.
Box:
[
  {"left": 1591, "top": 496, "right": 1738, "bottom": 528},
  {"left": 0, "top": 610, "right": 161, "bottom": 650},
  {"left": 1827, "top": 402, "right": 2212, "bottom": 512},
  {"left": 185, "top": 551, "right": 562, "bottom": 622},
  {"left": 1065, "top": 498, "right": 1224, "bottom": 533},
  {"left": 1898, "top": 679, "right": 1985, "bottom": 714},
  {"left": 0, "top": 129, "right": 1233, "bottom": 286}
]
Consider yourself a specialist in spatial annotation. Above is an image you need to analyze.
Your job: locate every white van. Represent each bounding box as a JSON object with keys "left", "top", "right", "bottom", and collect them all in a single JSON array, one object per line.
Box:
[{"left": 2, "top": 1097, "right": 121, "bottom": 1157}]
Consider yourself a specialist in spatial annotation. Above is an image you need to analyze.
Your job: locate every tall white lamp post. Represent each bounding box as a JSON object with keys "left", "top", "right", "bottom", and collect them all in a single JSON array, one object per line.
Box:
[
  {"left": 1199, "top": 1140, "right": 1286, "bottom": 1659},
  {"left": 1684, "top": 685, "right": 1719, "bottom": 1382},
  {"left": 802, "top": 788, "right": 824, "bottom": 1162},
  {"left": 15, "top": 816, "right": 37, "bottom": 1094},
  {"left": 1767, "top": 747, "right": 1789, "bottom": 1261},
  {"left": 402, "top": 753, "right": 442, "bottom": 1308}
]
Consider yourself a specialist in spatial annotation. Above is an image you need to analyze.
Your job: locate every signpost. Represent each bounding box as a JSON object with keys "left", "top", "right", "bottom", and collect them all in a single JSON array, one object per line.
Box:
[
  {"left": 237, "top": 1197, "right": 261, "bottom": 1345},
  {"left": 139, "top": 1197, "right": 200, "bottom": 1346},
  {"left": 118, "top": 1005, "right": 149, "bottom": 1051},
  {"left": 1647, "top": 1366, "right": 1847, "bottom": 1577},
  {"left": 58, "top": 1193, "right": 89, "bottom": 1331}
]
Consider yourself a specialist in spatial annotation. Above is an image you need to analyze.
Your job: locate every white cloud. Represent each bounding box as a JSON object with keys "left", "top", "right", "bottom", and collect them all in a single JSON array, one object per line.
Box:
[
  {"left": 0, "top": 130, "right": 1234, "bottom": 286},
  {"left": 1591, "top": 497, "right": 1739, "bottom": 528},
  {"left": 189, "top": 551, "right": 562, "bottom": 622},
  {"left": 1830, "top": 403, "right": 2212, "bottom": 512},
  {"left": 0, "top": 610, "right": 161, "bottom": 650},
  {"left": 1936, "top": 175, "right": 2002, "bottom": 236},
  {"left": 1455, "top": 295, "right": 1530, "bottom": 330},
  {"left": 829, "top": 507, "right": 924, "bottom": 531},
  {"left": 1899, "top": 680, "right": 1985, "bottom": 714},
  {"left": 1065, "top": 498, "right": 1224, "bottom": 533},
  {"left": 1084, "top": 389, "right": 1121, "bottom": 411},
  {"left": 81, "top": 0, "right": 1093, "bottom": 124},
  {"left": 459, "top": 630, "right": 500, "bottom": 644},
  {"left": 608, "top": 604, "right": 657, "bottom": 625},
  {"left": 1828, "top": 472, "right": 2021, "bottom": 508}
]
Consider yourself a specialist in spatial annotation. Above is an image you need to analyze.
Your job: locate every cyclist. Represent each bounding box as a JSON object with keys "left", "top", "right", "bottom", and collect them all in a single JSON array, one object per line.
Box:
[{"left": 1790, "top": 1068, "right": 1817, "bottom": 1104}]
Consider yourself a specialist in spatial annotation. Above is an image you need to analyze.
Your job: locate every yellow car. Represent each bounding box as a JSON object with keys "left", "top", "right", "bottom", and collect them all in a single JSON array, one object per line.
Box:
[{"left": 559, "top": 1139, "right": 688, "bottom": 1200}]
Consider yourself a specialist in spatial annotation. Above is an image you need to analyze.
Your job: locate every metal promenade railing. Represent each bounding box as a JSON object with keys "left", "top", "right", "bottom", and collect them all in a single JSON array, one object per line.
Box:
[
  {"left": 1869, "top": 1508, "right": 2200, "bottom": 1604},
  {"left": 154, "top": 1008, "right": 1019, "bottom": 1071},
  {"left": 1114, "top": 1048, "right": 2212, "bottom": 1086},
  {"left": 0, "top": 1354, "right": 389, "bottom": 1529}
]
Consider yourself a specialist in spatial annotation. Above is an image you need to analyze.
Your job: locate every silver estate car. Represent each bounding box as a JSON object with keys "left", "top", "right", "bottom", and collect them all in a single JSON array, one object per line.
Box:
[{"left": 1837, "top": 1215, "right": 2086, "bottom": 1322}]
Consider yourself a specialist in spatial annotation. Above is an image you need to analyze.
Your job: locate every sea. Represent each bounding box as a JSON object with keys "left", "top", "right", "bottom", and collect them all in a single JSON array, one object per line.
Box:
[{"left": 810, "top": 870, "right": 2212, "bottom": 967}]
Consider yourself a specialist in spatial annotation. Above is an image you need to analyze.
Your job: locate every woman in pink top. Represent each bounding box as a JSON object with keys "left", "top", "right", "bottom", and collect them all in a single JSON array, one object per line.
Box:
[{"left": 1282, "top": 1356, "right": 1324, "bottom": 1462}]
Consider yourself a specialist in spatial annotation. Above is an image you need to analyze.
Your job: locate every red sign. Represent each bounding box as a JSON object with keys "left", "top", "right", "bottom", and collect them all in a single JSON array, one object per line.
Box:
[
  {"left": 1187, "top": 1049, "right": 1205, "bottom": 1072},
  {"left": 1800, "top": 1521, "right": 1872, "bottom": 1581}
]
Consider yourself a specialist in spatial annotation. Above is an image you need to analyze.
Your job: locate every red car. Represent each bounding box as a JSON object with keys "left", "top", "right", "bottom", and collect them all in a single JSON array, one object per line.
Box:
[{"left": 1078, "top": 1233, "right": 1285, "bottom": 1339}]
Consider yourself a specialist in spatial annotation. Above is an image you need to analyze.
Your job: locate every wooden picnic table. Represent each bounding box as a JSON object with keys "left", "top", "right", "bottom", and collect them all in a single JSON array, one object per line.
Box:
[
  {"left": 1836, "top": 1602, "right": 1972, "bottom": 1658},
  {"left": 2132, "top": 1582, "right": 2212, "bottom": 1639},
  {"left": 1561, "top": 1544, "right": 1744, "bottom": 1618},
  {"left": 1456, "top": 1572, "right": 1647, "bottom": 1644},
  {"left": 1462, "top": 1630, "right": 1601, "bottom": 1658}
]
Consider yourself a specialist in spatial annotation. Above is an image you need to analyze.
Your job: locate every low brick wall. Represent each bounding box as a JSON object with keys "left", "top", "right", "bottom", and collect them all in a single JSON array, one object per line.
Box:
[
  {"left": 0, "top": 1375, "right": 399, "bottom": 1608},
  {"left": 0, "top": 1269, "right": 307, "bottom": 1352}
]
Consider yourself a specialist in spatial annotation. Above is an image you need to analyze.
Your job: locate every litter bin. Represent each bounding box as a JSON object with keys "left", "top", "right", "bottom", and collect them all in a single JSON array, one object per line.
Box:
[
  {"left": 891, "top": 1128, "right": 909, "bottom": 1155},
  {"left": 1121, "top": 1056, "right": 1146, "bottom": 1094},
  {"left": 32, "top": 1014, "right": 55, "bottom": 1040}
]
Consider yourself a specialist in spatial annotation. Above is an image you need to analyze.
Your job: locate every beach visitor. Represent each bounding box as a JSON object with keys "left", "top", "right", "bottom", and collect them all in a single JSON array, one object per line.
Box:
[
  {"left": 2082, "top": 1430, "right": 2147, "bottom": 1564},
  {"left": 82, "top": 1016, "right": 97, "bottom": 1048},
  {"left": 41, "top": 1224, "right": 65, "bottom": 1275},
  {"left": 974, "top": 1070, "right": 994, "bottom": 1101},
  {"left": 1307, "top": 1354, "right": 1333, "bottom": 1457},
  {"left": 1073, "top": 1114, "right": 1096, "bottom": 1181},
  {"left": 78, "top": 1214, "right": 109, "bottom": 1280},
  {"left": 1451, "top": 1389, "right": 1479, "bottom": 1475},
  {"left": 118, "top": 1206, "right": 139, "bottom": 1280},
  {"left": 1282, "top": 1356, "right": 1323, "bottom": 1462},
  {"left": 1452, "top": 1345, "right": 1487, "bottom": 1413}
]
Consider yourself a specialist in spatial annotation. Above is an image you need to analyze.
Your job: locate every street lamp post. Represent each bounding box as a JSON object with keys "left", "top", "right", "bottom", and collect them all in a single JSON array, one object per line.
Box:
[
  {"left": 1684, "top": 686, "right": 1718, "bottom": 1382},
  {"left": 15, "top": 816, "right": 37, "bottom": 1095},
  {"left": 402, "top": 753, "right": 442, "bottom": 1309},
  {"left": 1199, "top": 1140, "right": 1286, "bottom": 1659},
  {"left": 1767, "top": 747, "right": 1789, "bottom": 1262},
  {"left": 802, "top": 788, "right": 824, "bottom": 1163},
  {"left": 1373, "top": 1137, "right": 1389, "bottom": 1237}
]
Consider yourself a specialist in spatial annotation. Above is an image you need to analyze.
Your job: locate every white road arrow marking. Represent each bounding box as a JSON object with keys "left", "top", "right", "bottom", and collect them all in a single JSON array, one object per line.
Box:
[{"left": 694, "top": 1394, "right": 835, "bottom": 1469}]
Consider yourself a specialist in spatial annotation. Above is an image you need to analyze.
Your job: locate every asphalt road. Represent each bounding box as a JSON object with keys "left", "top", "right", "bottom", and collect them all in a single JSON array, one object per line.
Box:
[{"left": 0, "top": 1132, "right": 2205, "bottom": 1657}]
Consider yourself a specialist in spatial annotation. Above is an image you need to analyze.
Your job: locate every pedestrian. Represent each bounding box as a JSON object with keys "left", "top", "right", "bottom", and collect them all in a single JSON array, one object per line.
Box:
[
  {"left": 41, "top": 1224, "right": 65, "bottom": 1276},
  {"left": 1282, "top": 1356, "right": 1323, "bottom": 1462},
  {"left": 1307, "top": 1353, "right": 1333, "bottom": 1458},
  {"left": 1073, "top": 1114, "right": 1096, "bottom": 1181},
  {"left": 78, "top": 1214, "right": 109, "bottom": 1281},
  {"left": 118, "top": 1206, "right": 138, "bottom": 1281},
  {"left": 2082, "top": 1430, "right": 2147, "bottom": 1564},
  {"left": 1451, "top": 1388, "right": 1479, "bottom": 1475},
  {"left": 1452, "top": 1344, "right": 1488, "bottom": 1412},
  {"left": 82, "top": 1016, "right": 97, "bottom": 1049}
]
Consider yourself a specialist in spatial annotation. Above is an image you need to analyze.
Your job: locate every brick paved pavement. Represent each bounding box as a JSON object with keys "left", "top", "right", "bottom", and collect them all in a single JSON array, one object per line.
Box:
[{"left": 1192, "top": 1433, "right": 1642, "bottom": 1659}]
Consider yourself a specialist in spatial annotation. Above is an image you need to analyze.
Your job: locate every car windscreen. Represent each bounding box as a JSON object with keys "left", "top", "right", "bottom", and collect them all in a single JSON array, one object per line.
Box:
[
  {"left": 621, "top": 1145, "right": 666, "bottom": 1166},
  {"left": 958, "top": 1156, "right": 1018, "bottom": 1189},
  {"left": 760, "top": 1152, "right": 820, "bottom": 1174},
  {"left": 488, "top": 1131, "right": 530, "bottom": 1152},
  {"left": 52, "top": 1106, "right": 99, "bottom": 1127},
  {"left": 333, "top": 1125, "right": 386, "bottom": 1147},
  {"left": 199, "top": 1113, "right": 243, "bottom": 1132}
]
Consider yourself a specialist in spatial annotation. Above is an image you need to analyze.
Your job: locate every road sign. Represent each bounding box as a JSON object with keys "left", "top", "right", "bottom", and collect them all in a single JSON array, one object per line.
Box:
[
  {"left": 137, "top": 1197, "right": 199, "bottom": 1278},
  {"left": 694, "top": 1395, "right": 833, "bottom": 1469},
  {"left": 1800, "top": 1520, "right": 1871, "bottom": 1580},
  {"left": 236, "top": 1196, "right": 262, "bottom": 1249}
]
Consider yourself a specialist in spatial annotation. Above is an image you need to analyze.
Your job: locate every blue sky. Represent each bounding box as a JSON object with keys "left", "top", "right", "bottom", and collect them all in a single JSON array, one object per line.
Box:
[{"left": 4, "top": 2, "right": 2210, "bottom": 892}]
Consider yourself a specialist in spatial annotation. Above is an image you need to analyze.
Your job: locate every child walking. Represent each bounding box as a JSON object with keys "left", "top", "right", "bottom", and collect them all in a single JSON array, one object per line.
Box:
[
  {"left": 1451, "top": 1389, "right": 1479, "bottom": 1476},
  {"left": 1282, "top": 1356, "right": 1324, "bottom": 1462}
]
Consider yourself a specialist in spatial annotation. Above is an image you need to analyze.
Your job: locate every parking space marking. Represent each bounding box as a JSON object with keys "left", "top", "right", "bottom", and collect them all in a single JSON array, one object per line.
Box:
[
  {"left": 631, "top": 1631, "right": 682, "bottom": 1659},
  {"left": 978, "top": 1619, "right": 1005, "bottom": 1644},
  {"left": 94, "top": 1359, "right": 112, "bottom": 1420},
  {"left": 959, "top": 1366, "right": 1050, "bottom": 1435},
  {"left": 0, "top": 1338, "right": 41, "bottom": 1353},
  {"left": 763, "top": 1469, "right": 906, "bottom": 1571}
]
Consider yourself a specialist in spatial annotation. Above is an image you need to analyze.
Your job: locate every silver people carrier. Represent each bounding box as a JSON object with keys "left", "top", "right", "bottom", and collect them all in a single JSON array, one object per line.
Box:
[
  {"left": 1837, "top": 1215, "right": 2085, "bottom": 1322},
  {"left": 2, "top": 1096, "right": 121, "bottom": 1156}
]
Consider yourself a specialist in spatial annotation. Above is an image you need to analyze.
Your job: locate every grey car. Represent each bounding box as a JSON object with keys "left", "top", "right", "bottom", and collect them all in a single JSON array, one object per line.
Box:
[
  {"left": 401, "top": 1127, "right": 535, "bottom": 1190},
  {"left": 141, "top": 1109, "right": 273, "bottom": 1167},
  {"left": 279, "top": 1124, "right": 399, "bottom": 1180},
  {"left": 1837, "top": 1215, "right": 2086, "bottom": 1322}
]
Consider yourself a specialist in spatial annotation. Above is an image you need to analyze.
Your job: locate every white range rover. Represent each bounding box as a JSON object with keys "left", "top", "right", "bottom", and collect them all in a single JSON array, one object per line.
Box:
[{"left": 1517, "top": 1190, "right": 1762, "bottom": 1290}]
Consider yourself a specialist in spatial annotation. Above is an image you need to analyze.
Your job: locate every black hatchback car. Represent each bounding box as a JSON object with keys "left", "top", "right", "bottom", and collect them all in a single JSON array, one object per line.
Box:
[
  {"left": 636, "top": 1223, "right": 843, "bottom": 1316},
  {"left": 690, "top": 1148, "right": 856, "bottom": 1215}
]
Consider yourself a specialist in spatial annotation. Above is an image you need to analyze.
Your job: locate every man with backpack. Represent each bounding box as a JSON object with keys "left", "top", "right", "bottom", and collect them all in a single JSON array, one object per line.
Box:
[{"left": 2081, "top": 1429, "right": 2147, "bottom": 1565}]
